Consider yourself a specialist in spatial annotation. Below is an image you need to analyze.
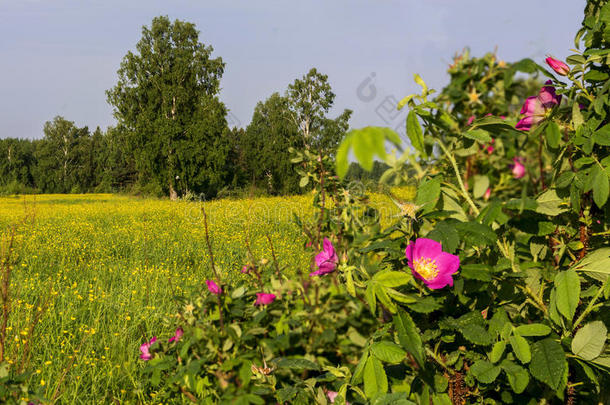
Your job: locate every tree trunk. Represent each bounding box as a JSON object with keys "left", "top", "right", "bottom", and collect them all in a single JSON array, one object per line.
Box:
[{"left": 169, "top": 181, "right": 178, "bottom": 200}]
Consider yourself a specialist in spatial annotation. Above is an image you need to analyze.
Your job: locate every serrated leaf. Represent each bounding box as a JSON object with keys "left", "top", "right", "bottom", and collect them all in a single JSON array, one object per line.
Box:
[
  {"left": 545, "top": 121, "right": 561, "bottom": 148},
  {"left": 571, "top": 248, "right": 610, "bottom": 281},
  {"left": 351, "top": 350, "right": 369, "bottom": 384},
  {"left": 365, "top": 284, "right": 377, "bottom": 315},
  {"left": 509, "top": 334, "right": 531, "bottom": 364},
  {"left": 529, "top": 338, "right": 567, "bottom": 390},
  {"left": 415, "top": 177, "right": 441, "bottom": 212},
  {"left": 572, "top": 102, "right": 584, "bottom": 130},
  {"left": 455, "top": 221, "right": 497, "bottom": 247},
  {"left": 397, "top": 94, "right": 415, "bottom": 110},
  {"left": 514, "top": 324, "right": 551, "bottom": 337},
  {"left": 554, "top": 269, "right": 580, "bottom": 322},
  {"left": 275, "top": 357, "right": 320, "bottom": 371},
  {"left": 471, "top": 360, "right": 501, "bottom": 384},
  {"left": 364, "top": 356, "right": 388, "bottom": 398},
  {"left": 535, "top": 189, "right": 568, "bottom": 216},
  {"left": 394, "top": 311, "right": 425, "bottom": 368},
  {"left": 571, "top": 321, "right": 607, "bottom": 361},
  {"left": 371, "top": 341, "right": 406, "bottom": 364},
  {"left": 373, "top": 270, "right": 412, "bottom": 288},
  {"left": 490, "top": 341, "right": 506, "bottom": 363},
  {"left": 460, "top": 323, "right": 493, "bottom": 346},
  {"left": 501, "top": 360, "right": 530, "bottom": 394},
  {"left": 408, "top": 296, "right": 443, "bottom": 313},
  {"left": 592, "top": 167, "right": 609, "bottom": 208},
  {"left": 463, "top": 129, "right": 492, "bottom": 143},
  {"left": 407, "top": 111, "right": 426, "bottom": 157}
]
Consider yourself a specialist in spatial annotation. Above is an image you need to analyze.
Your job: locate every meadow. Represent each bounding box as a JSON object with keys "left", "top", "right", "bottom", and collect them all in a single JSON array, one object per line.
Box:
[{"left": 1, "top": 191, "right": 406, "bottom": 403}]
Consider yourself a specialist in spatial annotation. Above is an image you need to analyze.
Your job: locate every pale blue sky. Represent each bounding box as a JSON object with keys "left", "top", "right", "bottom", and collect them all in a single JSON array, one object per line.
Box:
[{"left": 0, "top": 0, "right": 584, "bottom": 139}]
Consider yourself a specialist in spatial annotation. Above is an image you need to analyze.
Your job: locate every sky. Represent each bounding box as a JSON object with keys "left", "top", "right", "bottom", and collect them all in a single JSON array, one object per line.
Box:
[{"left": 0, "top": 0, "right": 585, "bottom": 140}]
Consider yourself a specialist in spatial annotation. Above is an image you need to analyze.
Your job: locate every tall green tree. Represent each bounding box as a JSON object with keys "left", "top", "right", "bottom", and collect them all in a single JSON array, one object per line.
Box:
[
  {"left": 106, "top": 16, "right": 228, "bottom": 199},
  {"left": 287, "top": 68, "right": 352, "bottom": 154},
  {"left": 33, "top": 116, "right": 89, "bottom": 193},
  {"left": 242, "top": 93, "right": 303, "bottom": 194},
  {"left": 0, "top": 138, "right": 35, "bottom": 188}
]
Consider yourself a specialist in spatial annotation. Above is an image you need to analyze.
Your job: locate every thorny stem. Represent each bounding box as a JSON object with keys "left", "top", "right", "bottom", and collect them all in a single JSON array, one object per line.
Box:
[
  {"left": 573, "top": 279, "right": 608, "bottom": 331},
  {"left": 436, "top": 139, "right": 480, "bottom": 216}
]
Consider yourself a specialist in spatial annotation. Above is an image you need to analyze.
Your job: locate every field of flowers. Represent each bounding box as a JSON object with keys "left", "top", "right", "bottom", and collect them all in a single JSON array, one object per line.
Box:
[{"left": 0, "top": 191, "right": 410, "bottom": 403}]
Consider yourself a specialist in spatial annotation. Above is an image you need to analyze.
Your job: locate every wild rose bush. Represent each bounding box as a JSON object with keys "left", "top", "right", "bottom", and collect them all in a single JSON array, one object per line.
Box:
[{"left": 140, "top": 2, "right": 610, "bottom": 403}]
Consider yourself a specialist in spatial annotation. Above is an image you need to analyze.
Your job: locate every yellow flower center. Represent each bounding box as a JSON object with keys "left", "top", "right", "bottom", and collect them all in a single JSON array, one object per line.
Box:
[{"left": 414, "top": 257, "right": 439, "bottom": 280}]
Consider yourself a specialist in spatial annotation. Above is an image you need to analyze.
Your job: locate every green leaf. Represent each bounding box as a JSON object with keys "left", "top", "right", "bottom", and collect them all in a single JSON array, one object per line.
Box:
[
  {"left": 365, "top": 284, "right": 377, "bottom": 316},
  {"left": 500, "top": 360, "right": 530, "bottom": 394},
  {"left": 514, "top": 324, "right": 552, "bottom": 337},
  {"left": 459, "top": 323, "right": 493, "bottom": 346},
  {"left": 554, "top": 269, "right": 581, "bottom": 322},
  {"left": 373, "top": 270, "right": 412, "bottom": 288},
  {"left": 275, "top": 358, "right": 320, "bottom": 371},
  {"left": 408, "top": 296, "right": 443, "bottom": 313},
  {"left": 535, "top": 189, "right": 568, "bottom": 216},
  {"left": 406, "top": 111, "right": 426, "bottom": 157},
  {"left": 490, "top": 341, "right": 507, "bottom": 363},
  {"left": 427, "top": 221, "right": 459, "bottom": 254},
  {"left": 374, "top": 284, "right": 397, "bottom": 313},
  {"left": 351, "top": 350, "right": 369, "bottom": 384},
  {"left": 371, "top": 341, "right": 406, "bottom": 364},
  {"left": 571, "top": 321, "right": 607, "bottom": 361},
  {"left": 299, "top": 176, "right": 309, "bottom": 188},
  {"left": 460, "top": 264, "right": 492, "bottom": 282},
  {"left": 397, "top": 95, "right": 415, "bottom": 111},
  {"left": 415, "top": 177, "right": 441, "bottom": 212},
  {"left": 545, "top": 121, "right": 561, "bottom": 148},
  {"left": 372, "top": 393, "right": 416, "bottom": 405},
  {"left": 363, "top": 356, "right": 388, "bottom": 398},
  {"left": 572, "top": 102, "right": 584, "bottom": 130},
  {"left": 529, "top": 338, "right": 567, "bottom": 390},
  {"left": 592, "top": 167, "right": 609, "bottom": 208},
  {"left": 473, "top": 175, "right": 490, "bottom": 199},
  {"left": 394, "top": 311, "right": 425, "bottom": 368},
  {"left": 413, "top": 73, "right": 427, "bottom": 94},
  {"left": 470, "top": 360, "right": 501, "bottom": 384},
  {"left": 593, "top": 124, "right": 610, "bottom": 146},
  {"left": 509, "top": 335, "right": 531, "bottom": 364},
  {"left": 335, "top": 127, "right": 402, "bottom": 179},
  {"left": 455, "top": 221, "right": 497, "bottom": 247},
  {"left": 463, "top": 129, "right": 492, "bottom": 143},
  {"left": 571, "top": 248, "right": 610, "bottom": 281}
]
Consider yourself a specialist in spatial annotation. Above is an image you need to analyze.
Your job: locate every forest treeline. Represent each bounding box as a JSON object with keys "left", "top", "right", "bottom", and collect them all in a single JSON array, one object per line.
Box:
[{"left": 0, "top": 16, "right": 383, "bottom": 198}]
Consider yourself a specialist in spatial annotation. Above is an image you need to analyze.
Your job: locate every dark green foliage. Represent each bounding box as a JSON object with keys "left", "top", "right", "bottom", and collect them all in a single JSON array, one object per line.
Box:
[{"left": 106, "top": 16, "right": 229, "bottom": 198}]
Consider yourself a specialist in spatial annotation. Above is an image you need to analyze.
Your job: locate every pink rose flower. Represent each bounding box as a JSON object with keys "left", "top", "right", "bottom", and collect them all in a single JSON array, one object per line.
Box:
[
  {"left": 515, "top": 81, "right": 561, "bottom": 131},
  {"left": 255, "top": 293, "right": 276, "bottom": 306},
  {"left": 484, "top": 188, "right": 491, "bottom": 201},
  {"left": 510, "top": 157, "right": 526, "bottom": 179},
  {"left": 310, "top": 238, "right": 338, "bottom": 276},
  {"left": 206, "top": 280, "right": 221, "bottom": 295},
  {"left": 405, "top": 238, "right": 460, "bottom": 290},
  {"left": 168, "top": 328, "right": 183, "bottom": 343},
  {"left": 139, "top": 336, "right": 157, "bottom": 361},
  {"left": 545, "top": 56, "right": 570, "bottom": 76}
]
